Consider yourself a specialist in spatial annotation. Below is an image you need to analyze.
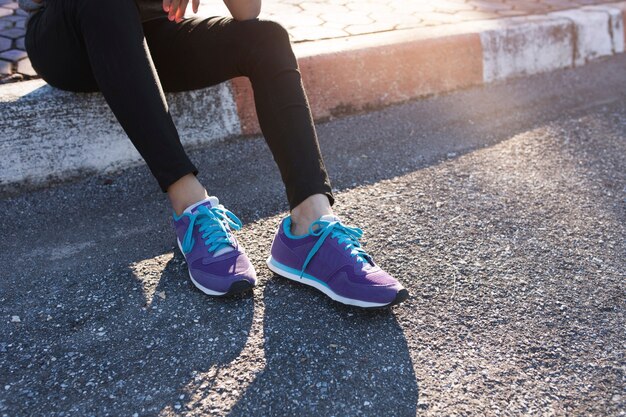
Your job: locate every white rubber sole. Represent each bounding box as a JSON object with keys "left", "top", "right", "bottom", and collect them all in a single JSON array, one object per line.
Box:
[
  {"left": 266, "top": 255, "right": 391, "bottom": 308},
  {"left": 177, "top": 239, "right": 227, "bottom": 296}
]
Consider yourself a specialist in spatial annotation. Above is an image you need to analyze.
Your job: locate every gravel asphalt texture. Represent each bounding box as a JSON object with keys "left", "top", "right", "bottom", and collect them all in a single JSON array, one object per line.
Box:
[{"left": 1, "top": 54, "right": 625, "bottom": 416}]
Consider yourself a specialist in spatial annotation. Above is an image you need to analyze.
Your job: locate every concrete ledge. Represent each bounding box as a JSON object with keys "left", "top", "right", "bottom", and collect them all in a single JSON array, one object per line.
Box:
[
  {"left": 479, "top": 15, "right": 575, "bottom": 82},
  {"left": 551, "top": 7, "right": 619, "bottom": 65},
  {"left": 1, "top": 2, "right": 625, "bottom": 190},
  {"left": 581, "top": 4, "right": 626, "bottom": 53},
  {"left": 0, "top": 81, "right": 241, "bottom": 188},
  {"left": 233, "top": 24, "right": 485, "bottom": 135}
]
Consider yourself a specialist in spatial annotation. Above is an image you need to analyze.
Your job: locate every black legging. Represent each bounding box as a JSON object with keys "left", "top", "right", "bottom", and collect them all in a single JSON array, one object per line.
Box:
[{"left": 24, "top": 0, "right": 334, "bottom": 210}]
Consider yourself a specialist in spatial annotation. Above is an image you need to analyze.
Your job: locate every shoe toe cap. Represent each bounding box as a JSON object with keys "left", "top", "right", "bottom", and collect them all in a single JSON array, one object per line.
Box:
[
  {"left": 331, "top": 268, "right": 406, "bottom": 306},
  {"left": 190, "top": 253, "right": 257, "bottom": 292}
]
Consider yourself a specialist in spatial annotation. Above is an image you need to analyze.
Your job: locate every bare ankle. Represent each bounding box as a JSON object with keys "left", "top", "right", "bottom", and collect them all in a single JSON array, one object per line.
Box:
[
  {"left": 290, "top": 194, "right": 333, "bottom": 236},
  {"left": 167, "top": 174, "right": 209, "bottom": 216}
]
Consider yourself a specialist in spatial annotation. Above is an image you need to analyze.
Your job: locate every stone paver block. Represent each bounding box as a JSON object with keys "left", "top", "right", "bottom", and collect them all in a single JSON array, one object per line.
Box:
[
  {"left": 288, "top": 25, "right": 347, "bottom": 41},
  {"left": 374, "top": 11, "right": 424, "bottom": 26},
  {"left": 0, "top": 27, "right": 25, "bottom": 39},
  {"left": 468, "top": 1, "right": 514, "bottom": 12},
  {"left": 434, "top": 1, "right": 477, "bottom": 13},
  {"left": 0, "top": 7, "right": 14, "bottom": 18},
  {"left": 16, "top": 56, "right": 35, "bottom": 76},
  {"left": 321, "top": 19, "right": 353, "bottom": 30},
  {"left": 299, "top": 2, "right": 348, "bottom": 14},
  {"left": 393, "top": 3, "right": 436, "bottom": 13},
  {"left": 397, "top": 21, "right": 428, "bottom": 29},
  {"left": 420, "top": 11, "right": 469, "bottom": 25},
  {"left": 15, "top": 35, "right": 23, "bottom": 49},
  {"left": 508, "top": 0, "right": 554, "bottom": 12},
  {"left": 452, "top": 10, "right": 502, "bottom": 20},
  {"left": 0, "top": 58, "right": 10, "bottom": 75},
  {"left": 0, "top": 48, "right": 25, "bottom": 61},
  {"left": 541, "top": 0, "right": 586, "bottom": 8},
  {"left": 497, "top": 9, "right": 533, "bottom": 16},
  {"left": 0, "top": 34, "right": 10, "bottom": 51},
  {"left": 2, "top": 14, "right": 26, "bottom": 23},
  {"left": 346, "top": 2, "right": 393, "bottom": 13},
  {"left": 0, "top": 18, "right": 13, "bottom": 30},
  {"left": 320, "top": 11, "right": 373, "bottom": 26},
  {"left": 344, "top": 21, "right": 397, "bottom": 36},
  {"left": 264, "top": 3, "right": 301, "bottom": 14},
  {"left": 281, "top": 14, "right": 323, "bottom": 27}
]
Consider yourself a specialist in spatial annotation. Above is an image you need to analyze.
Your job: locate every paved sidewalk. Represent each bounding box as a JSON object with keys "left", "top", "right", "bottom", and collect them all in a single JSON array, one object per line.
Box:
[{"left": 0, "top": 0, "right": 623, "bottom": 82}]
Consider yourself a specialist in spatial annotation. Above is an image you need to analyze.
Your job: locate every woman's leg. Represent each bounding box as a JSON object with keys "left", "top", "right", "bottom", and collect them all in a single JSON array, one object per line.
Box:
[
  {"left": 143, "top": 15, "right": 408, "bottom": 307},
  {"left": 142, "top": 16, "right": 335, "bottom": 232},
  {"left": 25, "top": 0, "right": 205, "bottom": 214}
]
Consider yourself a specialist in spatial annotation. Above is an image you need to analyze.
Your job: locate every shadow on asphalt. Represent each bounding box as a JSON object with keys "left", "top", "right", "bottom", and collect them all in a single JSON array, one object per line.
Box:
[
  {"left": 1, "top": 250, "right": 257, "bottom": 414},
  {"left": 227, "top": 279, "right": 418, "bottom": 416},
  {"left": 0, "top": 200, "right": 419, "bottom": 415}
]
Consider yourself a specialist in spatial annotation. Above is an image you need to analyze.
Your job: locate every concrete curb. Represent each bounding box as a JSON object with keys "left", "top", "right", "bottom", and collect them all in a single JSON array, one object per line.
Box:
[{"left": 1, "top": 2, "right": 625, "bottom": 190}]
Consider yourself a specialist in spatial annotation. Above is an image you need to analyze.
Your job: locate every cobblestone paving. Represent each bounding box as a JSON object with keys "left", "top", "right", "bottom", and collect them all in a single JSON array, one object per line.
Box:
[{"left": 0, "top": 0, "right": 622, "bottom": 82}]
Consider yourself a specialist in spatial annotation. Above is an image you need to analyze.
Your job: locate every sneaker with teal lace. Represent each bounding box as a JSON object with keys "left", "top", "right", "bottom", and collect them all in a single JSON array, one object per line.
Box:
[
  {"left": 172, "top": 197, "right": 256, "bottom": 296},
  {"left": 266, "top": 214, "right": 409, "bottom": 308}
]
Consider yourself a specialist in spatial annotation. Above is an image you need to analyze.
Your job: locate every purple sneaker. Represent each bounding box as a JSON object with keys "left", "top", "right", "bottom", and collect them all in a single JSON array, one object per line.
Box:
[
  {"left": 172, "top": 197, "right": 256, "bottom": 296},
  {"left": 266, "top": 214, "right": 409, "bottom": 308}
]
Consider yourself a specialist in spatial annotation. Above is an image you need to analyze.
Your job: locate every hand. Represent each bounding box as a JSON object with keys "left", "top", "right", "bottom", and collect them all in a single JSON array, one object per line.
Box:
[{"left": 163, "top": 0, "right": 200, "bottom": 23}]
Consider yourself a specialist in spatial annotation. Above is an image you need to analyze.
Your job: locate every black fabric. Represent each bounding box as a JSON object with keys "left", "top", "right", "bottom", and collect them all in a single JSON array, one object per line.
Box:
[
  {"left": 135, "top": 0, "right": 168, "bottom": 22},
  {"left": 24, "top": 0, "right": 334, "bottom": 210}
]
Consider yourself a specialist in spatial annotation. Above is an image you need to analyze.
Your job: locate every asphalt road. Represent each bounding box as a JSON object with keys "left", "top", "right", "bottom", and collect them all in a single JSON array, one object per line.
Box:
[{"left": 1, "top": 54, "right": 625, "bottom": 416}]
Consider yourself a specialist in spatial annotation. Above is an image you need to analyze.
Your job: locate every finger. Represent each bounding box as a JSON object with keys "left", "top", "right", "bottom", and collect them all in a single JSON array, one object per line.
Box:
[
  {"left": 192, "top": 0, "right": 199, "bottom": 14},
  {"left": 162, "top": 0, "right": 171, "bottom": 12},
  {"left": 175, "top": 0, "right": 188, "bottom": 22},
  {"left": 168, "top": 0, "right": 180, "bottom": 20}
]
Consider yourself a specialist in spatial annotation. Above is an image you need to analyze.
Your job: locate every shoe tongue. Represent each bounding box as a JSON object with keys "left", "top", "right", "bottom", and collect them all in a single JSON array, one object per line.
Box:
[
  {"left": 184, "top": 196, "right": 235, "bottom": 256},
  {"left": 184, "top": 196, "right": 220, "bottom": 214},
  {"left": 319, "top": 214, "right": 340, "bottom": 222},
  {"left": 318, "top": 214, "right": 372, "bottom": 266},
  {"left": 213, "top": 244, "right": 235, "bottom": 257},
  {"left": 309, "top": 214, "right": 340, "bottom": 232}
]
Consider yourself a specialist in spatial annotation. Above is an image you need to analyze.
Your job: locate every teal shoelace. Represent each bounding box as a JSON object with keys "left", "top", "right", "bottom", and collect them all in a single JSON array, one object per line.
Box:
[
  {"left": 299, "top": 219, "right": 373, "bottom": 278},
  {"left": 181, "top": 205, "right": 242, "bottom": 254}
]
